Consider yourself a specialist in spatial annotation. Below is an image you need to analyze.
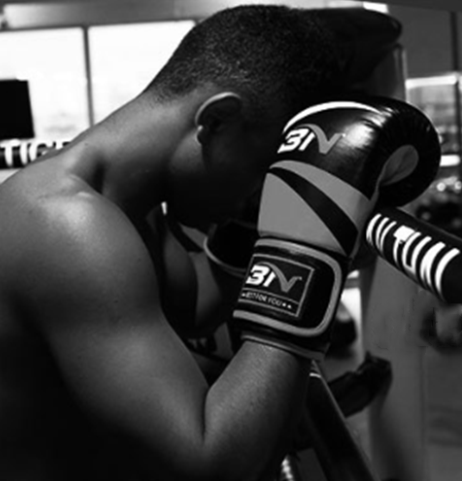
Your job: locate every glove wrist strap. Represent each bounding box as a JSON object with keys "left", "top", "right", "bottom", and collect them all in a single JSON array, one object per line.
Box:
[{"left": 233, "top": 238, "right": 349, "bottom": 337}]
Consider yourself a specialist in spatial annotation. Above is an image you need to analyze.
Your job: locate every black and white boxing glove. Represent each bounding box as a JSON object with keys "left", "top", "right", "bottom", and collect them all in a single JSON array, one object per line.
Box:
[{"left": 233, "top": 97, "right": 441, "bottom": 359}]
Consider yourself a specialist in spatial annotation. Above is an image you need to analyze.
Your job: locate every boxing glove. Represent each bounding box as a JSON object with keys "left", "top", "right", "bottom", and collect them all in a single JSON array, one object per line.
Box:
[{"left": 233, "top": 97, "right": 441, "bottom": 359}]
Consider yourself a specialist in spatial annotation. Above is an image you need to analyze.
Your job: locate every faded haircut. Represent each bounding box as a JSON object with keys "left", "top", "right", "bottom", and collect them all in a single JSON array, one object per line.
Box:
[{"left": 145, "top": 4, "right": 343, "bottom": 124}]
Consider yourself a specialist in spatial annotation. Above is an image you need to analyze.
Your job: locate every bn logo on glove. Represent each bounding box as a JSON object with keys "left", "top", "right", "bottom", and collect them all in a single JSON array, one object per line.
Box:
[
  {"left": 241, "top": 255, "right": 312, "bottom": 318},
  {"left": 235, "top": 239, "right": 345, "bottom": 335}
]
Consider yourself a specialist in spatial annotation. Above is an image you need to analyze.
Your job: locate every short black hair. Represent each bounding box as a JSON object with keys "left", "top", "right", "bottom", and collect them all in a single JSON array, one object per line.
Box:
[{"left": 146, "top": 5, "right": 342, "bottom": 124}]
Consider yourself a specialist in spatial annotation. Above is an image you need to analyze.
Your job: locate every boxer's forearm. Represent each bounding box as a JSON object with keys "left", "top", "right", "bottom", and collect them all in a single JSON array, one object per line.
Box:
[
  {"left": 133, "top": 343, "right": 310, "bottom": 481},
  {"left": 201, "top": 342, "right": 311, "bottom": 480}
]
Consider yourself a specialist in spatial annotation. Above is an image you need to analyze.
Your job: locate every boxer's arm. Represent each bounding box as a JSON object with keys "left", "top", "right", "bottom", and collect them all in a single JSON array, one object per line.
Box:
[
  {"left": 151, "top": 207, "right": 244, "bottom": 338},
  {"left": 27, "top": 200, "right": 309, "bottom": 481}
]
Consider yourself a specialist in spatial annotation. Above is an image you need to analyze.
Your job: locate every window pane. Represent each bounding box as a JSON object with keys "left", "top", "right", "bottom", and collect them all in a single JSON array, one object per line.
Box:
[
  {"left": 89, "top": 21, "right": 194, "bottom": 122},
  {"left": 0, "top": 28, "right": 88, "bottom": 141},
  {"left": 407, "top": 75, "right": 459, "bottom": 157}
]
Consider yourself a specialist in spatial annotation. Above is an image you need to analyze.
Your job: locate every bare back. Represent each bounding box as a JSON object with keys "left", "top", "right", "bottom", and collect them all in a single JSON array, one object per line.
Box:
[{"left": 0, "top": 158, "right": 146, "bottom": 480}]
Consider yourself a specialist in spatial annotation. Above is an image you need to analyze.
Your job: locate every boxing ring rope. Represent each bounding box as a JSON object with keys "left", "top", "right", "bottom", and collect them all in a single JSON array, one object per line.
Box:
[{"left": 3, "top": 139, "right": 459, "bottom": 481}]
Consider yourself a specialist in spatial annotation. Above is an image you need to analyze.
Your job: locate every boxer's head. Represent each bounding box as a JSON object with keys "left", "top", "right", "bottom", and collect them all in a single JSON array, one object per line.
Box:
[
  {"left": 147, "top": 5, "right": 343, "bottom": 226},
  {"left": 149, "top": 5, "right": 341, "bottom": 128}
]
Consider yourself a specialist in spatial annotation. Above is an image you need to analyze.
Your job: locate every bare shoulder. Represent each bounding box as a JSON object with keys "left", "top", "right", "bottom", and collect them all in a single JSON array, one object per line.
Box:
[
  {"left": 2, "top": 174, "right": 142, "bottom": 264},
  {"left": 0, "top": 169, "right": 160, "bottom": 326}
]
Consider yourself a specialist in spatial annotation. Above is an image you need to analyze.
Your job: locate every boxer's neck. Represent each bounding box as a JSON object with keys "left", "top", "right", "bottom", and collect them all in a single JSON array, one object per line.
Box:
[{"left": 64, "top": 94, "right": 200, "bottom": 220}]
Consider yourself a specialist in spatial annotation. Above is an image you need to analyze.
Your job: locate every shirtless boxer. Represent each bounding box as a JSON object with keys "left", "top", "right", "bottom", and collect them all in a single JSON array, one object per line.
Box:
[{"left": 0, "top": 6, "right": 343, "bottom": 481}]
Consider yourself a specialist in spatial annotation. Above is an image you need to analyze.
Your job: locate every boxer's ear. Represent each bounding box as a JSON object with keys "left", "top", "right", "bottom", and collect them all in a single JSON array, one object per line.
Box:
[{"left": 195, "top": 92, "right": 243, "bottom": 145}]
